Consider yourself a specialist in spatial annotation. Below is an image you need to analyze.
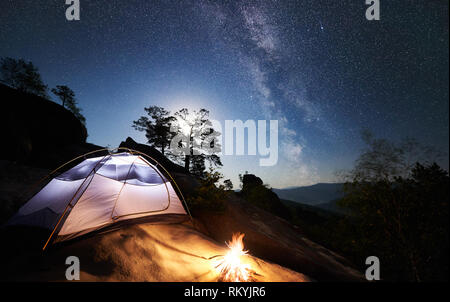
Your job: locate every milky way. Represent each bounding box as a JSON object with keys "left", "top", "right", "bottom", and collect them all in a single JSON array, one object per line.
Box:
[{"left": 0, "top": 0, "right": 448, "bottom": 187}]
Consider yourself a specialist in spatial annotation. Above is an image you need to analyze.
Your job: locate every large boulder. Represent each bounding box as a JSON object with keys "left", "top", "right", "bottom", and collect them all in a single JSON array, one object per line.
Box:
[
  {"left": 242, "top": 174, "right": 263, "bottom": 188},
  {"left": 240, "top": 173, "right": 292, "bottom": 221}
]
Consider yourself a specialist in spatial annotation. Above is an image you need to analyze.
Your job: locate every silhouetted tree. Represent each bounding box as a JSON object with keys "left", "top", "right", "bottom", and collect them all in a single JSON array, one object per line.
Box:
[
  {"left": 0, "top": 57, "right": 48, "bottom": 97},
  {"left": 51, "top": 85, "right": 74, "bottom": 108},
  {"left": 190, "top": 154, "right": 207, "bottom": 178},
  {"left": 133, "top": 106, "right": 222, "bottom": 176},
  {"left": 223, "top": 179, "right": 233, "bottom": 190},
  {"left": 51, "top": 85, "right": 86, "bottom": 125},
  {"left": 338, "top": 131, "right": 449, "bottom": 281},
  {"left": 347, "top": 129, "right": 441, "bottom": 182},
  {"left": 132, "top": 106, "right": 176, "bottom": 155},
  {"left": 66, "top": 101, "right": 86, "bottom": 125},
  {"left": 171, "top": 108, "right": 222, "bottom": 173},
  {"left": 238, "top": 171, "right": 249, "bottom": 189}
]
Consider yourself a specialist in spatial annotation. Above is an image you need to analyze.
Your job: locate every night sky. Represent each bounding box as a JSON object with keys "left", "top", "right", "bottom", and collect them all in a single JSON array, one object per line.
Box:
[{"left": 1, "top": 1, "right": 448, "bottom": 188}]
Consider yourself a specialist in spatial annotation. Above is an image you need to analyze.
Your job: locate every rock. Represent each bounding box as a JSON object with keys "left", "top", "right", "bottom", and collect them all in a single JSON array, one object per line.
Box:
[
  {"left": 240, "top": 174, "right": 292, "bottom": 221},
  {"left": 0, "top": 83, "right": 97, "bottom": 168},
  {"left": 242, "top": 174, "right": 263, "bottom": 188},
  {"left": 0, "top": 222, "right": 311, "bottom": 282},
  {"left": 0, "top": 159, "right": 363, "bottom": 281},
  {"left": 194, "top": 194, "right": 364, "bottom": 281}
]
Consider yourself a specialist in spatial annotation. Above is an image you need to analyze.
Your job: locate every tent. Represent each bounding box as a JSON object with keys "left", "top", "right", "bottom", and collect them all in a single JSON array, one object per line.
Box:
[{"left": 7, "top": 149, "right": 191, "bottom": 250}]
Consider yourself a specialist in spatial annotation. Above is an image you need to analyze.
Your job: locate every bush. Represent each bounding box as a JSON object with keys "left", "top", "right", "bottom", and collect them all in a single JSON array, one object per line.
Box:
[
  {"left": 186, "top": 168, "right": 229, "bottom": 213},
  {"left": 338, "top": 163, "right": 449, "bottom": 281}
]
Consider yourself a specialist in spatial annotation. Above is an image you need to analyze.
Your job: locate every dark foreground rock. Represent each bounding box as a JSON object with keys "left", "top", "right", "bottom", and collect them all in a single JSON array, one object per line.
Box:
[{"left": 0, "top": 83, "right": 102, "bottom": 169}]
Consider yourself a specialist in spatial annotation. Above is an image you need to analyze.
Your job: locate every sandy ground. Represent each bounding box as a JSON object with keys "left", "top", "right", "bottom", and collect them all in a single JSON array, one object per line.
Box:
[{"left": 3, "top": 222, "right": 311, "bottom": 282}]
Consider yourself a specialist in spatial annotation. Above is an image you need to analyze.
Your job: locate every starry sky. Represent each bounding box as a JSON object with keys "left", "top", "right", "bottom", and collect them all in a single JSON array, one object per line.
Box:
[{"left": 1, "top": 0, "right": 448, "bottom": 188}]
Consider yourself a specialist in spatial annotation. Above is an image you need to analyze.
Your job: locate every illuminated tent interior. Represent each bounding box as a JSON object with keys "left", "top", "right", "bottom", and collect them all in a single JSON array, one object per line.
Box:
[{"left": 7, "top": 151, "right": 189, "bottom": 249}]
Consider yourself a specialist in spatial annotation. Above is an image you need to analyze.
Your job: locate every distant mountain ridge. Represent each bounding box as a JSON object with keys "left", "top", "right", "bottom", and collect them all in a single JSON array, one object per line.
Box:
[{"left": 273, "top": 183, "right": 344, "bottom": 206}]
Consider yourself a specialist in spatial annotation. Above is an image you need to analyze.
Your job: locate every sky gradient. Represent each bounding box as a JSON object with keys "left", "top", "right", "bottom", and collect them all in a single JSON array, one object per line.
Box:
[{"left": 1, "top": 0, "right": 448, "bottom": 188}]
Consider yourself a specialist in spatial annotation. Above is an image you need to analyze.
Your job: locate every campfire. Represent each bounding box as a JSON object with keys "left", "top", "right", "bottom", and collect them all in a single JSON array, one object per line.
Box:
[{"left": 213, "top": 233, "right": 256, "bottom": 282}]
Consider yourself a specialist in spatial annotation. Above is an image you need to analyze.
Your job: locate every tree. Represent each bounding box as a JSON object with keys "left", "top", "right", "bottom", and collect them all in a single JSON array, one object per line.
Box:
[
  {"left": 51, "top": 85, "right": 86, "bottom": 125},
  {"left": 66, "top": 101, "right": 86, "bottom": 125},
  {"left": 133, "top": 106, "right": 223, "bottom": 176},
  {"left": 170, "top": 108, "right": 222, "bottom": 173},
  {"left": 0, "top": 57, "right": 48, "bottom": 98},
  {"left": 338, "top": 131, "right": 449, "bottom": 281},
  {"left": 346, "top": 129, "right": 442, "bottom": 182},
  {"left": 51, "top": 85, "right": 74, "bottom": 108},
  {"left": 132, "top": 106, "right": 176, "bottom": 155},
  {"left": 190, "top": 154, "right": 207, "bottom": 178},
  {"left": 186, "top": 166, "right": 229, "bottom": 212},
  {"left": 223, "top": 179, "right": 233, "bottom": 190},
  {"left": 238, "top": 171, "right": 249, "bottom": 189}
]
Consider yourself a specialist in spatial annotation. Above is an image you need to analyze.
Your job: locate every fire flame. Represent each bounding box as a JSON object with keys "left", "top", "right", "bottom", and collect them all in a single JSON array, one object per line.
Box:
[{"left": 214, "top": 233, "right": 255, "bottom": 282}]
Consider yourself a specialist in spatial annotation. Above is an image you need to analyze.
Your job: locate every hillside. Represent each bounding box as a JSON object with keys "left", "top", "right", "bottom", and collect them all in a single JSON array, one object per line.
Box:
[
  {"left": 0, "top": 83, "right": 102, "bottom": 169},
  {"left": 0, "top": 84, "right": 363, "bottom": 282},
  {"left": 194, "top": 195, "right": 362, "bottom": 281},
  {"left": 0, "top": 151, "right": 363, "bottom": 282}
]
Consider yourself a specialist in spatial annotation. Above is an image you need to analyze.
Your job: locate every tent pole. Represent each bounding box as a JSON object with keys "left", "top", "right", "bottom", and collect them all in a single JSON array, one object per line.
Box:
[
  {"left": 18, "top": 148, "right": 112, "bottom": 210},
  {"left": 109, "top": 155, "right": 139, "bottom": 220},
  {"left": 41, "top": 153, "right": 111, "bottom": 251},
  {"left": 133, "top": 152, "right": 193, "bottom": 222},
  {"left": 37, "top": 146, "right": 193, "bottom": 250}
]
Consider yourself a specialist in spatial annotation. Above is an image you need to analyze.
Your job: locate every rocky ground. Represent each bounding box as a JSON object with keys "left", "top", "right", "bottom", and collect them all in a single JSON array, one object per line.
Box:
[
  {"left": 0, "top": 85, "right": 364, "bottom": 282},
  {"left": 0, "top": 159, "right": 363, "bottom": 282},
  {"left": 1, "top": 222, "right": 310, "bottom": 282}
]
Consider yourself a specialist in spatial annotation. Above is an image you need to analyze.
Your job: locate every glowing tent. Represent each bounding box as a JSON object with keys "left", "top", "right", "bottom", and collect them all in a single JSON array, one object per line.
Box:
[{"left": 7, "top": 149, "right": 190, "bottom": 249}]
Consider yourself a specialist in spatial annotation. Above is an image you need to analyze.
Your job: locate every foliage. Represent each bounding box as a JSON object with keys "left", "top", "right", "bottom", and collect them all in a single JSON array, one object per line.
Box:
[
  {"left": 223, "top": 179, "right": 233, "bottom": 190},
  {"left": 341, "top": 129, "right": 443, "bottom": 182},
  {"left": 51, "top": 85, "right": 86, "bottom": 125},
  {"left": 238, "top": 171, "right": 248, "bottom": 189},
  {"left": 171, "top": 108, "right": 222, "bottom": 172},
  {"left": 190, "top": 153, "right": 207, "bottom": 178},
  {"left": 133, "top": 106, "right": 223, "bottom": 177},
  {"left": 242, "top": 185, "right": 292, "bottom": 221},
  {"left": 51, "top": 85, "right": 74, "bottom": 107},
  {"left": 186, "top": 167, "right": 229, "bottom": 213},
  {"left": 239, "top": 173, "right": 292, "bottom": 221},
  {"left": 332, "top": 131, "right": 449, "bottom": 281},
  {"left": 281, "top": 132, "right": 449, "bottom": 281},
  {"left": 338, "top": 163, "right": 449, "bottom": 281},
  {"left": 0, "top": 58, "right": 86, "bottom": 126},
  {"left": 132, "top": 106, "right": 176, "bottom": 155},
  {"left": 0, "top": 57, "right": 48, "bottom": 98}
]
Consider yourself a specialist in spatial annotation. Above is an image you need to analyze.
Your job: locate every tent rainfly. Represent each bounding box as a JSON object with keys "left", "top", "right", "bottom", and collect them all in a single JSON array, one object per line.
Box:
[{"left": 7, "top": 150, "right": 190, "bottom": 250}]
